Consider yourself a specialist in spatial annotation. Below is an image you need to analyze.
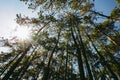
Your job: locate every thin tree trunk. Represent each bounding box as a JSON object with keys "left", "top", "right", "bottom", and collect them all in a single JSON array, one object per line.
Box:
[
  {"left": 65, "top": 42, "right": 68, "bottom": 80},
  {"left": 102, "top": 31, "right": 120, "bottom": 47},
  {"left": 42, "top": 29, "right": 61, "bottom": 80},
  {"left": 2, "top": 45, "right": 31, "bottom": 80},
  {"left": 76, "top": 27, "right": 94, "bottom": 80},
  {"left": 0, "top": 53, "right": 20, "bottom": 76},
  {"left": 90, "top": 10, "right": 120, "bottom": 23},
  {"left": 15, "top": 45, "right": 38, "bottom": 80},
  {"left": 94, "top": 23, "right": 120, "bottom": 47},
  {"left": 100, "top": 42, "right": 120, "bottom": 77},
  {"left": 70, "top": 27, "right": 86, "bottom": 80},
  {"left": 85, "top": 32, "right": 119, "bottom": 80}
]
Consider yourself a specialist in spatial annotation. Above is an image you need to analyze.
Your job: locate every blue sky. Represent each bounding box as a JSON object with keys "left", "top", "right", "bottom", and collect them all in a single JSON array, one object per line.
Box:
[
  {"left": 0, "top": 0, "right": 117, "bottom": 37},
  {"left": 94, "top": 0, "right": 117, "bottom": 15},
  {"left": 0, "top": 0, "right": 118, "bottom": 52},
  {"left": 0, "top": 0, "right": 35, "bottom": 38},
  {"left": 0, "top": 0, "right": 36, "bottom": 52}
]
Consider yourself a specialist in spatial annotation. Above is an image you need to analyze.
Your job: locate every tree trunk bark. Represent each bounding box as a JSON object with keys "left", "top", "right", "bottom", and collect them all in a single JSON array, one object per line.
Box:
[
  {"left": 0, "top": 53, "right": 19, "bottom": 76},
  {"left": 85, "top": 32, "right": 119, "bottom": 80},
  {"left": 77, "top": 27, "right": 94, "bottom": 80},
  {"left": 71, "top": 27, "right": 86, "bottom": 80},
  {"left": 2, "top": 45, "right": 31, "bottom": 80},
  {"left": 42, "top": 29, "right": 61, "bottom": 80},
  {"left": 65, "top": 43, "right": 68, "bottom": 80}
]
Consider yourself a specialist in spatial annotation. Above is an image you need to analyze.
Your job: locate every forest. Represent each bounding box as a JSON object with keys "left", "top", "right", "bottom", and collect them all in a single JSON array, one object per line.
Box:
[{"left": 0, "top": 0, "right": 120, "bottom": 80}]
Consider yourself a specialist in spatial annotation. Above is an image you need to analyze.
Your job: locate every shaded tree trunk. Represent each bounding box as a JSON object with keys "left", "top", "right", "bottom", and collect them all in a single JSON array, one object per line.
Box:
[
  {"left": 2, "top": 45, "right": 31, "bottom": 80},
  {"left": 94, "top": 23, "right": 120, "bottom": 47},
  {"left": 90, "top": 10, "right": 120, "bottom": 23},
  {"left": 42, "top": 29, "right": 61, "bottom": 80},
  {"left": 0, "top": 53, "right": 20, "bottom": 76},
  {"left": 64, "top": 43, "right": 68, "bottom": 80},
  {"left": 76, "top": 27, "right": 94, "bottom": 80},
  {"left": 85, "top": 32, "right": 119, "bottom": 80},
  {"left": 70, "top": 26, "right": 86, "bottom": 80},
  {"left": 16, "top": 46, "right": 38, "bottom": 80}
]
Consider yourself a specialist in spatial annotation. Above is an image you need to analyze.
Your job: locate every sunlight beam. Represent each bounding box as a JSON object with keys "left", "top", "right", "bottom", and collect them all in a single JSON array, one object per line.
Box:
[{"left": 12, "top": 26, "right": 31, "bottom": 41}]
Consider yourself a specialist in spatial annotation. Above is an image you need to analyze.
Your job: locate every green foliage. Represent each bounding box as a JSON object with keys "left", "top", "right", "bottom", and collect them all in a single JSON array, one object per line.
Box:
[
  {"left": 115, "top": 0, "right": 120, "bottom": 6},
  {"left": 0, "top": 0, "right": 120, "bottom": 80},
  {"left": 110, "top": 7, "right": 120, "bottom": 18}
]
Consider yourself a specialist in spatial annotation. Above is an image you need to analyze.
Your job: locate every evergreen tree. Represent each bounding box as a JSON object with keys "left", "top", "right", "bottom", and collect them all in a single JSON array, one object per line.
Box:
[{"left": 0, "top": 0, "right": 120, "bottom": 80}]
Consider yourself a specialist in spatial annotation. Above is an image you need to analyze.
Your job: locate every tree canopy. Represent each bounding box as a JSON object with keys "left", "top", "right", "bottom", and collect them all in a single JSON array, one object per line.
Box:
[{"left": 0, "top": 0, "right": 120, "bottom": 80}]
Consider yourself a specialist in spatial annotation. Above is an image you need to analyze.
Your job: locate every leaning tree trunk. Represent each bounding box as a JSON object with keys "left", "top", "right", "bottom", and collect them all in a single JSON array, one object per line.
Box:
[
  {"left": 86, "top": 32, "right": 119, "bottom": 80},
  {"left": 90, "top": 10, "right": 120, "bottom": 23},
  {"left": 42, "top": 28, "right": 61, "bottom": 80},
  {"left": 100, "top": 42, "right": 120, "bottom": 77},
  {"left": 16, "top": 47, "right": 37, "bottom": 80},
  {"left": 2, "top": 45, "right": 31, "bottom": 80},
  {"left": 0, "top": 53, "right": 20, "bottom": 76},
  {"left": 94, "top": 23, "right": 120, "bottom": 47}
]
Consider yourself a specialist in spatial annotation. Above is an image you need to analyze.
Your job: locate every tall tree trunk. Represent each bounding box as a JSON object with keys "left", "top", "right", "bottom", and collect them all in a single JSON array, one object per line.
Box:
[
  {"left": 0, "top": 53, "right": 20, "bottom": 76},
  {"left": 100, "top": 43, "right": 120, "bottom": 77},
  {"left": 91, "top": 21, "right": 120, "bottom": 47},
  {"left": 85, "top": 32, "right": 119, "bottom": 80},
  {"left": 70, "top": 27, "right": 86, "bottom": 80},
  {"left": 13, "top": 21, "right": 51, "bottom": 80},
  {"left": 16, "top": 46, "right": 38, "bottom": 80},
  {"left": 102, "top": 31, "right": 120, "bottom": 47},
  {"left": 42, "top": 29, "right": 61, "bottom": 80},
  {"left": 95, "top": 24, "right": 120, "bottom": 47},
  {"left": 2, "top": 45, "right": 31, "bottom": 80},
  {"left": 65, "top": 42, "right": 68, "bottom": 80},
  {"left": 76, "top": 27, "right": 94, "bottom": 80}
]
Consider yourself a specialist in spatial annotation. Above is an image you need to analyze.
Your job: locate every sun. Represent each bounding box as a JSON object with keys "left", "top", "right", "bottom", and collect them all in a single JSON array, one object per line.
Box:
[{"left": 12, "top": 26, "right": 31, "bottom": 41}]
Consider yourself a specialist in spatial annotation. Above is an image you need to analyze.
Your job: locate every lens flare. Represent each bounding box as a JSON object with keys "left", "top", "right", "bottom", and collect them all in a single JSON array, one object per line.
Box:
[{"left": 13, "top": 26, "right": 31, "bottom": 41}]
